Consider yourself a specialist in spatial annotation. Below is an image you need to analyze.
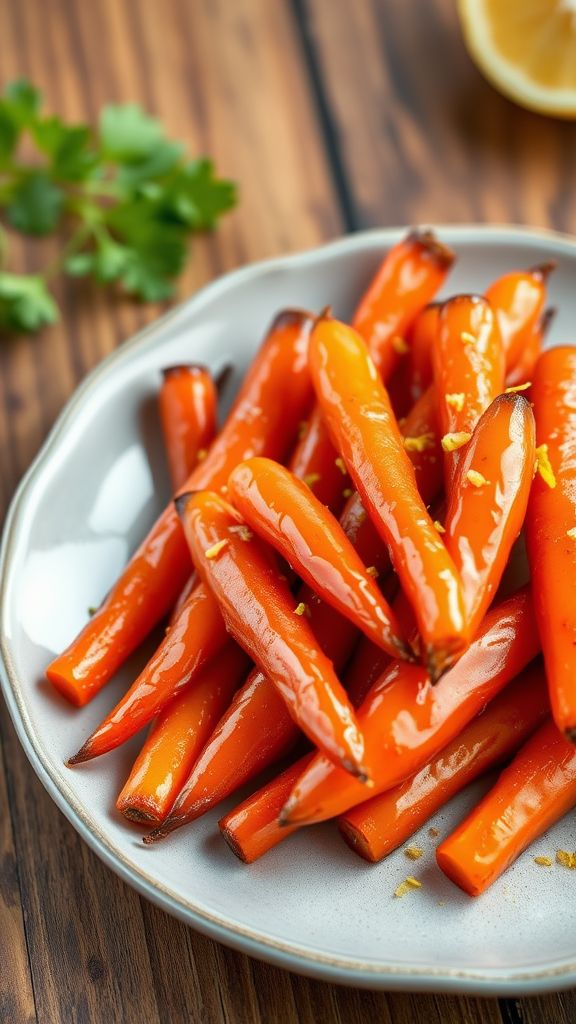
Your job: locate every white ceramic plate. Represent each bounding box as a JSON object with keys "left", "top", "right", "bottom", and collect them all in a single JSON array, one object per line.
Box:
[{"left": 3, "top": 226, "right": 576, "bottom": 996}]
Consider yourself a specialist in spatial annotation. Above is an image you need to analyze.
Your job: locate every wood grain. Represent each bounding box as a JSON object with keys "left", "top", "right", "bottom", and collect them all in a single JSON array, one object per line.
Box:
[{"left": 0, "top": 0, "right": 574, "bottom": 1021}]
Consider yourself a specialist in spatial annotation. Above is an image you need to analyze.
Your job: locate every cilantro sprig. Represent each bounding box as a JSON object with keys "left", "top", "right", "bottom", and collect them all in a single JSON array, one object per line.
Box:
[{"left": 0, "top": 81, "right": 237, "bottom": 335}]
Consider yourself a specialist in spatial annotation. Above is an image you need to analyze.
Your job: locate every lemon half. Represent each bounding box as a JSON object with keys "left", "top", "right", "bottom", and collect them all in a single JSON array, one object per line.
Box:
[{"left": 458, "top": 0, "right": 576, "bottom": 118}]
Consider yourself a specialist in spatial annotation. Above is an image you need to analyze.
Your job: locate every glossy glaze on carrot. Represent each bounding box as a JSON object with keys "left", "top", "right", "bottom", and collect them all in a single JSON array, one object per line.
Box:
[
  {"left": 159, "top": 364, "right": 217, "bottom": 489},
  {"left": 116, "top": 644, "right": 249, "bottom": 822},
  {"left": 484, "top": 263, "right": 554, "bottom": 370},
  {"left": 526, "top": 346, "right": 576, "bottom": 738},
  {"left": 176, "top": 490, "right": 369, "bottom": 779},
  {"left": 67, "top": 581, "right": 228, "bottom": 763},
  {"left": 339, "top": 663, "right": 548, "bottom": 863},
  {"left": 280, "top": 588, "right": 539, "bottom": 827},
  {"left": 228, "top": 457, "right": 409, "bottom": 658},
  {"left": 309, "top": 315, "right": 467, "bottom": 679},
  {"left": 433, "top": 295, "right": 505, "bottom": 488},
  {"left": 436, "top": 719, "right": 576, "bottom": 896},
  {"left": 47, "top": 310, "right": 314, "bottom": 705},
  {"left": 443, "top": 393, "right": 535, "bottom": 636}
]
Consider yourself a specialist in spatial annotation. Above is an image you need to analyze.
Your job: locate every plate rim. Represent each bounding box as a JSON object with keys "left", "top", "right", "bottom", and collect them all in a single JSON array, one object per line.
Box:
[{"left": 4, "top": 223, "right": 576, "bottom": 995}]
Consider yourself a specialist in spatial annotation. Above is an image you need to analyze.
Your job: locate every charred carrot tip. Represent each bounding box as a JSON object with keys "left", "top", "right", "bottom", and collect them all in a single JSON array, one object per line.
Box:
[
  {"left": 269, "top": 308, "right": 314, "bottom": 330},
  {"left": 215, "top": 363, "right": 233, "bottom": 391},
  {"left": 315, "top": 305, "right": 333, "bottom": 325},
  {"left": 66, "top": 743, "right": 93, "bottom": 767},
  {"left": 407, "top": 229, "right": 456, "bottom": 269},
  {"left": 529, "top": 260, "right": 557, "bottom": 281},
  {"left": 174, "top": 491, "right": 195, "bottom": 517},
  {"left": 540, "top": 307, "right": 557, "bottom": 336},
  {"left": 121, "top": 807, "right": 159, "bottom": 824},
  {"left": 161, "top": 363, "right": 210, "bottom": 379}
]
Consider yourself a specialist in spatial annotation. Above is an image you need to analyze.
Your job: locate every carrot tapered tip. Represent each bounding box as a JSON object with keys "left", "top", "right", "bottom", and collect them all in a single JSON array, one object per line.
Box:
[
  {"left": 161, "top": 363, "right": 210, "bottom": 379},
  {"left": 66, "top": 741, "right": 94, "bottom": 767},
  {"left": 174, "top": 491, "right": 195, "bottom": 518},
  {"left": 408, "top": 229, "right": 456, "bottom": 270},
  {"left": 529, "top": 260, "right": 557, "bottom": 282},
  {"left": 540, "top": 307, "right": 557, "bottom": 337}
]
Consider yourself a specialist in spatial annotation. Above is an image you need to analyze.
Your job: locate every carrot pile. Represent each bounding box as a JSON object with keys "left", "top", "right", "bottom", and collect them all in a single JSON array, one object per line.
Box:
[{"left": 50, "top": 228, "right": 576, "bottom": 898}]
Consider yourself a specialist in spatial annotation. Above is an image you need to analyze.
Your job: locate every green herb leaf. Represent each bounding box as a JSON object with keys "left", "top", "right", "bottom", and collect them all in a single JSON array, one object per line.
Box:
[
  {"left": 33, "top": 117, "right": 97, "bottom": 181},
  {"left": 165, "top": 159, "right": 237, "bottom": 229},
  {"left": 64, "top": 252, "right": 95, "bottom": 277},
  {"left": 115, "top": 139, "right": 184, "bottom": 189},
  {"left": 6, "top": 170, "right": 64, "bottom": 235},
  {"left": 99, "top": 103, "right": 164, "bottom": 161},
  {"left": 0, "top": 273, "right": 58, "bottom": 333},
  {"left": 0, "top": 104, "right": 19, "bottom": 163},
  {"left": 2, "top": 80, "right": 41, "bottom": 127}
]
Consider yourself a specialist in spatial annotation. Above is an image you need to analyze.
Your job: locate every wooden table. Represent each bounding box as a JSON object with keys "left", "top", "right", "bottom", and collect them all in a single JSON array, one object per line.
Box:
[{"left": 1, "top": 1, "right": 576, "bottom": 1021}]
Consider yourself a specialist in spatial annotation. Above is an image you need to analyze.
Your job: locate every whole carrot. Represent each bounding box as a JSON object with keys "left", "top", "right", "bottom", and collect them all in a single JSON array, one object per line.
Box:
[
  {"left": 339, "top": 663, "right": 548, "bottom": 862},
  {"left": 227, "top": 457, "right": 410, "bottom": 659},
  {"left": 309, "top": 315, "right": 467, "bottom": 680},
  {"left": 344, "top": 637, "right": 392, "bottom": 709},
  {"left": 116, "top": 644, "right": 249, "bottom": 823},
  {"left": 219, "top": 754, "right": 314, "bottom": 864},
  {"left": 159, "top": 364, "right": 218, "bottom": 489},
  {"left": 68, "top": 581, "right": 228, "bottom": 763},
  {"left": 280, "top": 588, "right": 539, "bottom": 827},
  {"left": 353, "top": 229, "right": 454, "bottom": 378},
  {"left": 443, "top": 393, "right": 535, "bottom": 636},
  {"left": 288, "top": 230, "right": 454, "bottom": 509},
  {"left": 436, "top": 720, "right": 576, "bottom": 896},
  {"left": 485, "top": 263, "right": 554, "bottom": 369},
  {"left": 432, "top": 295, "right": 505, "bottom": 488},
  {"left": 526, "top": 347, "right": 576, "bottom": 739},
  {"left": 47, "top": 310, "right": 314, "bottom": 705},
  {"left": 176, "top": 490, "right": 369, "bottom": 779}
]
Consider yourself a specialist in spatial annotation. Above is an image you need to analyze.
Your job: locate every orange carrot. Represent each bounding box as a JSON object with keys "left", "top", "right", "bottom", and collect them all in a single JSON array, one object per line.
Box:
[
  {"left": 344, "top": 637, "right": 392, "bottom": 709},
  {"left": 68, "top": 581, "right": 227, "bottom": 762},
  {"left": 339, "top": 663, "right": 548, "bottom": 862},
  {"left": 280, "top": 588, "right": 539, "bottom": 827},
  {"left": 219, "top": 754, "right": 314, "bottom": 863},
  {"left": 287, "top": 230, "right": 454, "bottom": 510},
  {"left": 159, "top": 364, "right": 217, "bottom": 489},
  {"left": 526, "top": 347, "right": 576, "bottom": 738},
  {"left": 227, "top": 457, "right": 410, "bottom": 659},
  {"left": 47, "top": 310, "right": 314, "bottom": 705},
  {"left": 443, "top": 393, "right": 535, "bottom": 636},
  {"left": 116, "top": 644, "right": 249, "bottom": 823},
  {"left": 406, "top": 302, "right": 440, "bottom": 401},
  {"left": 176, "top": 490, "right": 369, "bottom": 779},
  {"left": 432, "top": 295, "right": 505, "bottom": 489},
  {"left": 436, "top": 719, "right": 576, "bottom": 896},
  {"left": 309, "top": 315, "right": 467, "bottom": 679},
  {"left": 485, "top": 263, "right": 554, "bottom": 370}
]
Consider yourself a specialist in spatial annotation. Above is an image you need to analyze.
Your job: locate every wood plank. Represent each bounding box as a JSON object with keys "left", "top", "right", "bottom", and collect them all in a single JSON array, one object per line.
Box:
[{"left": 301, "top": 0, "right": 576, "bottom": 231}]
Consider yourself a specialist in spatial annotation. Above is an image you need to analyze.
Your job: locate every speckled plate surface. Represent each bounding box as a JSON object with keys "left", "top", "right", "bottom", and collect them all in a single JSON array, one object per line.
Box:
[{"left": 2, "top": 226, "right": 576, "bottom": 995}]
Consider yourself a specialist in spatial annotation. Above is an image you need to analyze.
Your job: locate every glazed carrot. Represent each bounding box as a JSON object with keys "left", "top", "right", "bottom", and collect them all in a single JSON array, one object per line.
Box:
[
  {"left": 68, "top": 581, "right": 228, "bottom": 763},
  {"left": 287, "top": 230, "right": 454, "bottom": 510},
  {"left": 176, "top": 490, "right": 369, "bottom": 779},
  {"left": 505, "top": 307, "right": 554, "bottom": 388},
  {"left": 339, "top": 663, "right": 548, "bottom": 862},
  {"left": 432, "top": 295, "right": 505, "bottom": 488},
  {"left": 219, "top": 754, "right": 314, "bottom": 863},
  {"left": 227, "top": 457, "right": 410, "bottom": 659},
  {"left": 485, "top": 263, "right": 554, "bottom": 369},
  {"left": 353, "top": 229, "right": 454, "bottom": 378},
  {"left": 526, "top": 347, "right": 576, "bottom": 738},
  {"left": 436, "top": 720, "right": 576, "bottom": 896},
  {"left": 159, "top": 364, "right": 218, "bottom": 489},
  {"left": 145, "top": 556, "right": 365, "bottom": 842},
  {"left": 116, "top": 644, "right": 249, "bottom": 823},
  {"left": 406, "top": 303, "right": 440, "bottom": 401},
  {"left": 443, "top": 393, "right": 535, "bottom": 636},
  {"left": 280, "top": 587, "right": 539, "bottom": 826},
  {"left": 47, "top": 310, "right": 314, "bottom": 705},
  {"left": 309, "top": 315, "right": 467, "bottom": 680}
]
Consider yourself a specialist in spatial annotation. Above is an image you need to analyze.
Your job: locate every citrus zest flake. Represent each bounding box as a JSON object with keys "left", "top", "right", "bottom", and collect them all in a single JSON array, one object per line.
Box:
[
  {"left": 404, "top": 433, "right": 435, "bottom": 453},
  {"left": 466, "top": 469, "right": 489, "bottom": 488},
  {"left": 441, "top": 431, "right": 471, "bottom": 453},
  {"left": 392, "top": 335, "right": 409, "bottom": 355},
  {"left": 445, "top": 392, "right": 465, "bottom": 412},
  {"left": 204, "top": 539, "right": 229, "bottom": 559},
  {"left": 505, "top": 382, "right": 531, "bottom": 394},
  {"left": 535, "top": 444, "right": 556, "bottom": 489}
]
